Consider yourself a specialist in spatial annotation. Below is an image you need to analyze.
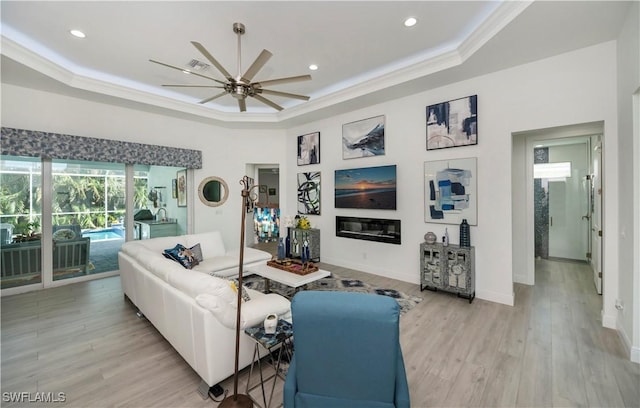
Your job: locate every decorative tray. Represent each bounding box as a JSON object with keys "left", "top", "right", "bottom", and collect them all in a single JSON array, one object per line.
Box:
[{"left": 267, "top": 259, "right": 319, "bottom": 275}]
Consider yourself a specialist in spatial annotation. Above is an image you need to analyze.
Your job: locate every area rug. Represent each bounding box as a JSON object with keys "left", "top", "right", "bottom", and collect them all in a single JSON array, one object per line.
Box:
[{"left": 243, "top": 273, "right": 422, "bottom": 315}]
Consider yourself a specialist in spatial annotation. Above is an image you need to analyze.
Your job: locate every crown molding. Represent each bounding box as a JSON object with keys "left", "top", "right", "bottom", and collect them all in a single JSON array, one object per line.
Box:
[{"left": 1, "top": 3, "right": 531, "bottom": 124}]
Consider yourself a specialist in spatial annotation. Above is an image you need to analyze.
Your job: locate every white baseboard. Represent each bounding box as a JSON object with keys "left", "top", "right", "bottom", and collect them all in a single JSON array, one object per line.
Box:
[
  {"left": 476, "top": 288, "right": 514, "bottom": 306},
  {"left": 513, "top": 273, "right": 533, "bottom": 285},
  {"left": 616, "top": 317, "right": 640, "bottom": 363},
  {"left": 321, "top": 257, "right": 417, "bottom": 285},
  {"left": 602, "top": 311, "right": 617, "bottom": 329}
]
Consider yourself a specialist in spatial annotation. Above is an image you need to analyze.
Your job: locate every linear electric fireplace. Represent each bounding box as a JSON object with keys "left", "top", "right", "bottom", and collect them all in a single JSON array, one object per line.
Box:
[{"left": 336, "top": 216, "right": 401, "bottom": 245}]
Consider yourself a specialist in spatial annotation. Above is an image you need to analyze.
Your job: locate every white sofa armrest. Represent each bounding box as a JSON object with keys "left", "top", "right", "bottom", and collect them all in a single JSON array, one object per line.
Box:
[{"left": 196, "top": 292, "right": 290, "bottom": 329}]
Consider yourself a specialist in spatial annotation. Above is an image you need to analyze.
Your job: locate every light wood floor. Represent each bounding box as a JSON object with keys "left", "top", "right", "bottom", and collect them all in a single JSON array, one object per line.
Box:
[{"left": 1, "top": 258, "right": 638, "bottom": 407}]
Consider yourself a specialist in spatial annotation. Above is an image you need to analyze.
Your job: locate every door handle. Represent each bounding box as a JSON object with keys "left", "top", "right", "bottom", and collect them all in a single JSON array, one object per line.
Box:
[
  {"left": 550, "top": 216, "right": 552, "bottom": 227},
  {"left": 582, "top": 214, "right": 590, "bottom": 220}
]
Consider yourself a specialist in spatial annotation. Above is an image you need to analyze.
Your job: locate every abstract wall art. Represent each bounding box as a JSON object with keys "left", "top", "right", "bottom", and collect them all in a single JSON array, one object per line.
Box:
[
  {"left": 297, "top": 131, "right": 320, "bottom": 165},
  {"left": 426, "top": 95, "right": 477, "bottom": 150},
  {"left": 342, "top": 115, "right": 385, "bottom": 159},
  {"left": 424, "top": 158, "right": 477, "bottom": 225},
  {"left": 297, "top": 171, "right": 321, "bottom": 215},
  {"left": 335, "top": 165, "right": 396, "bottom": 210}
]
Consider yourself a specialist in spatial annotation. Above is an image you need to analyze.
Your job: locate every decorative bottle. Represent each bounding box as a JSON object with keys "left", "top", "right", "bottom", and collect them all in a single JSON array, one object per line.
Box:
[
  {"left": 443, "top": 228, "right": 449, "bottom": 247},
  {"left": 293, "top": 234, "right": 299, "bottom": 256},
  {"left": 460, "top": 219, "right": 471, "bottom": 248},
  {"left": 285, "top": 232, "right": 291, "bottom": 258},
  {"left": 303, "top": 234, "right": 310, "bottom": 262},
  {"left": 277, "top": 238, "right": 285, "bottom": 260}
]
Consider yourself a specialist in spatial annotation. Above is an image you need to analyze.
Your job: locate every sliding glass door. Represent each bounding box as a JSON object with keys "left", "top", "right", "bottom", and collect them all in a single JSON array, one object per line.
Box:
[
  {"left": 51, "top": 160, "right": 126, "bottom": 280},
  {"left": 0, "top": 156, "right": 43, "bottom": 289}
]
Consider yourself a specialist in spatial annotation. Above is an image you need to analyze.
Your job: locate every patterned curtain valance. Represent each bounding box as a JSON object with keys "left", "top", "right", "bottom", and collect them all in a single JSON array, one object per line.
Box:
[{"left": 1, "top": 127, "right": 202, "bottom": 169}]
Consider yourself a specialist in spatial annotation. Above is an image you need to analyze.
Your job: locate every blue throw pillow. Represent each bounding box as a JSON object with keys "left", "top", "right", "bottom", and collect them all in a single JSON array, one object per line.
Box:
[{"left": 163, "top": 243, "right": 200, "bottom": 269}]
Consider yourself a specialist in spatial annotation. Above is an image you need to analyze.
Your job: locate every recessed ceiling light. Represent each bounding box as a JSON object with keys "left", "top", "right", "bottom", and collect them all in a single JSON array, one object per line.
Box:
[
  {"left": 69, "top": 29, "right": 86, "bottom": 38},
  {"left": 404, "top": 17, "right": 417, "bottom": 27},
  {"left": 309, "top": 64, "right": 318, "bottom": 71}
]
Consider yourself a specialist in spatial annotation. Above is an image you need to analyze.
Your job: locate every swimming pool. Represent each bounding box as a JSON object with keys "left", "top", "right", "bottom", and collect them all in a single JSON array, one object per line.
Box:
[{"left": 83, "top": 228, "right": 125, "bottom": 242}]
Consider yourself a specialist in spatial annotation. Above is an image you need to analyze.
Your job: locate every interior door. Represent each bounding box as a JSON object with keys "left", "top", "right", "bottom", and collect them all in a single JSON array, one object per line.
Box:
[{"left": 591, "top": 138, "right": 603, "bottom": 294}]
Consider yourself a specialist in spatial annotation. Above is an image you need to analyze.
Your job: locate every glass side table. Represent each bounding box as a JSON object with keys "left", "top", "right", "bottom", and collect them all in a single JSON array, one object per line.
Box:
[{"left": 244, "top": 319, "right": 293, "bottom": 408}]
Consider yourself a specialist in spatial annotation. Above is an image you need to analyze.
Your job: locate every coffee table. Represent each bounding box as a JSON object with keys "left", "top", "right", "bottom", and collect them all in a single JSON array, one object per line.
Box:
[{"left": 245, "top": 263, "right": 331, "bottom": 297}]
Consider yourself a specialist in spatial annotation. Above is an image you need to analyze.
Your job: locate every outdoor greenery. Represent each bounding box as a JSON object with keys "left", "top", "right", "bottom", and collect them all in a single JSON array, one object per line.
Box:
[{"left": 0, "top": 171, "right": 148, "bottom": 234}]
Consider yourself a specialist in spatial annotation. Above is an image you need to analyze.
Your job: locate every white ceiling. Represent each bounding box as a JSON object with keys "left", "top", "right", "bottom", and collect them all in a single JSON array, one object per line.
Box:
[{"left": 0, "top": 1, "right": 633, "bottom": 127}]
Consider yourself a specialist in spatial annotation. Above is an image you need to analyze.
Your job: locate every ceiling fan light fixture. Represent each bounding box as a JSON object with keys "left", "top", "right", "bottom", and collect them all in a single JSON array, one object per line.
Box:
[
  {"left": 309, "top": 64, "right": 318, "bottom": 71},
  {"left": 152, "top": 22, "right": 311, "bottom": 112}
]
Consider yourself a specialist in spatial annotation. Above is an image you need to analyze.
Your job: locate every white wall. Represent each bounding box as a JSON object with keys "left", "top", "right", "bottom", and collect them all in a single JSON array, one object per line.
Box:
[
  {"left": 616, "top": 1, "right": 640, "bottom": 362},
  {"left": 0, "top": 83, "right": 288, "bottom": 250},
  {"left": 0, "top": 41, "right": 623, "bottom": 313},
  {"left": 287, "top": 41, "right": 619, "bottom": 307}
]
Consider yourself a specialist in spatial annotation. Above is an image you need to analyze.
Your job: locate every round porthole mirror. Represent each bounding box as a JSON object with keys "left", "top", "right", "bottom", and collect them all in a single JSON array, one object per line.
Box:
[{"left": 198, "top": 176, "right": 229, "bottom": 207}]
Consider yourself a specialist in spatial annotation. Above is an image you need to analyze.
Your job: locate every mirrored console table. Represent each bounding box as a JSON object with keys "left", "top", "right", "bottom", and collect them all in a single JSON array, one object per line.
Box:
[{"left": 420, "top": 242, "right": 475, "bottom": 303}]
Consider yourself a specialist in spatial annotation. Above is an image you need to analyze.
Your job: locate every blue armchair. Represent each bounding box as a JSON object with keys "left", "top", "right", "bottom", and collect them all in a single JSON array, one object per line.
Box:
[{"left": 284, "top": 291, "right": 410, "bottom": 408}]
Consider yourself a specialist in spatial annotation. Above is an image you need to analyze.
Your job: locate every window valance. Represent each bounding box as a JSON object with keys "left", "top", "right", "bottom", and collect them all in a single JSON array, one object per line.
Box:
[{"left": 1, "top": 127, "right": 202, "bottom": 169}]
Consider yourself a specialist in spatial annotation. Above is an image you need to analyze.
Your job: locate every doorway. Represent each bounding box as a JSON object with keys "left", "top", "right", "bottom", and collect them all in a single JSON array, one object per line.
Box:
[{"left": 512, "top": 122, "right": 605, "bottom": 295}]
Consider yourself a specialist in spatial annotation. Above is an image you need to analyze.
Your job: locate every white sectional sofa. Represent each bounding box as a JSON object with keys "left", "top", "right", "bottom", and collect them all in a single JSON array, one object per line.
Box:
[{"left": 118, "top": 231, "right": 291, "bottom": 389}]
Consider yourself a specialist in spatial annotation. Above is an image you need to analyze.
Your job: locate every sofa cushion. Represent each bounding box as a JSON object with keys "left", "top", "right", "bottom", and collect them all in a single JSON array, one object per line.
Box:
[
  {"left": 167, "top": 268, "right": 235, "bottom": 302},
  {"left": 185, "top": 231, "right": 226, "bottom": 258},
  {"left": 189, "top": 243, "right": 204, "bottom": 262},
  {"left": 227, "top": 247, "right": 272, "bottom": 264},
  {"left": 52, "top": 228, "right": 77, "bottom": 241},
  {"left": 192, "top": 255, "right": 239, "bottom": 274},
  {"left": 163, "top": 243, "right": 199, "bottom": 269}
]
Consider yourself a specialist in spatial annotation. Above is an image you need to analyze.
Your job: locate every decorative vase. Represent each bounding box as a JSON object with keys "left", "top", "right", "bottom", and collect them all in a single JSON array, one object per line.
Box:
[
  {"left": 443, "top": 228, "right": 449, "bottom": 246},
  {"left": 460, "top": 219, "right": 471, "bottom": 247},
  {"left": 277, "top": 238, "right": 285, "bottom": 260},
  {"left": 424, "top": 232, "right": 437, "bottom": 244},
  {"left": 285, "top": 232, "right": 291, "bottom": 258},
  {"left": 264, "top": 314, "right": 278, "bottom": 334}
]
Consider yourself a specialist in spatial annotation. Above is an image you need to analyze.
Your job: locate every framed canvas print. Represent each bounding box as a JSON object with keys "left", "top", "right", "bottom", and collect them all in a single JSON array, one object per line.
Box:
[
  {"left": 176, "top": 169, "right": 187, "bottom": 207},
  {"left": 335, "top": 165, "right": 396, "bottom": 210},
  {"left": 426, "top": 95, "right": 477, "bottom": 150},
  {"left": 424, "top": 157, "right": 477, "bottom": 225},
  {"left": 297, "top": 131, "right": 320, "bottom": 165},
  {"left": 297, "top": 172, "right": 321, "bottom": 215},
  {"left": 342, "top": 115, "right": 385, "bottom": 159}
]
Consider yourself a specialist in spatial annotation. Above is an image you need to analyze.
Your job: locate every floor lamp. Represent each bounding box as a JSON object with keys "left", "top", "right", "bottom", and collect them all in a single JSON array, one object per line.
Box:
[{"left": 220, "top": 175, "right": 256, "bottom": 408}]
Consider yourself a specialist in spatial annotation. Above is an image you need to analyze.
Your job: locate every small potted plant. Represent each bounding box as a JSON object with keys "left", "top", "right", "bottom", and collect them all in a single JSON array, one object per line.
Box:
[{"left": 13, "top": 220, "right": 41, "bottom": 243}]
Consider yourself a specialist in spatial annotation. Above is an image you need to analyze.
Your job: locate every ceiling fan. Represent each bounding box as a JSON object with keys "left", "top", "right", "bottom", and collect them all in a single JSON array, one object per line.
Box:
[{"left": 150, "top": 22, "right": 312, "bottom": 112}]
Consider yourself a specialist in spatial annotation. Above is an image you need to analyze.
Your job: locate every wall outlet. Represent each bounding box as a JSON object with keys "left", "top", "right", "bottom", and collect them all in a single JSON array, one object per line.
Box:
[{"left": 615, "top": 298, "right": 624, "bottom": 311}]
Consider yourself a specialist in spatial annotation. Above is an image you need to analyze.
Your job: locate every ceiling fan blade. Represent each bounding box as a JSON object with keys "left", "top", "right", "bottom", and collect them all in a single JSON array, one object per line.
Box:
[
  {"left": 241, "top": 49, "right": 272, "bottom": 83},
  {"left": 259, "top": 89, "right": 310, "bottom": 101},
  {"left": 149, "top": 59, "right": 226, "bottom": 84},
  {"left": 238, "top": 99, "right": 247, "bottom": 112},
  {"left": 198, "top": 91, "right": 228, "bottom": 104},
  {"left": 255, "top": 74, "right": 312, "bottom": 88},
  {"left": 162, "top": 85, "right": 224, "bottom": 88},
  {"left": 191, "top": 41, "right": 233, "bottom": 81},
  {"left": 252, "top": 94, "right": 283, "bottom": 111}
]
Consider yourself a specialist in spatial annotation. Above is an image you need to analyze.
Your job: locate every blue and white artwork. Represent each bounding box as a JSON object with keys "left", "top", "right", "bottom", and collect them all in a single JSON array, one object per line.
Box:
[
  {"left": 342, "top": 115, "right": 385, "bottom": 159},
  {"left": 426, "top": 95, "right": 477, "bottom": 150},
  {"left": 424, "top": 158, "right": 477, "bottom": 225}
]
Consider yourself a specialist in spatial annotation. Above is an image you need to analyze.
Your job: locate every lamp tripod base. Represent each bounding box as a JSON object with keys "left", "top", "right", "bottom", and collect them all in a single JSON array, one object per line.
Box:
[{"left": 219, "top": 393, "right": 253, "bottom": 408}]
